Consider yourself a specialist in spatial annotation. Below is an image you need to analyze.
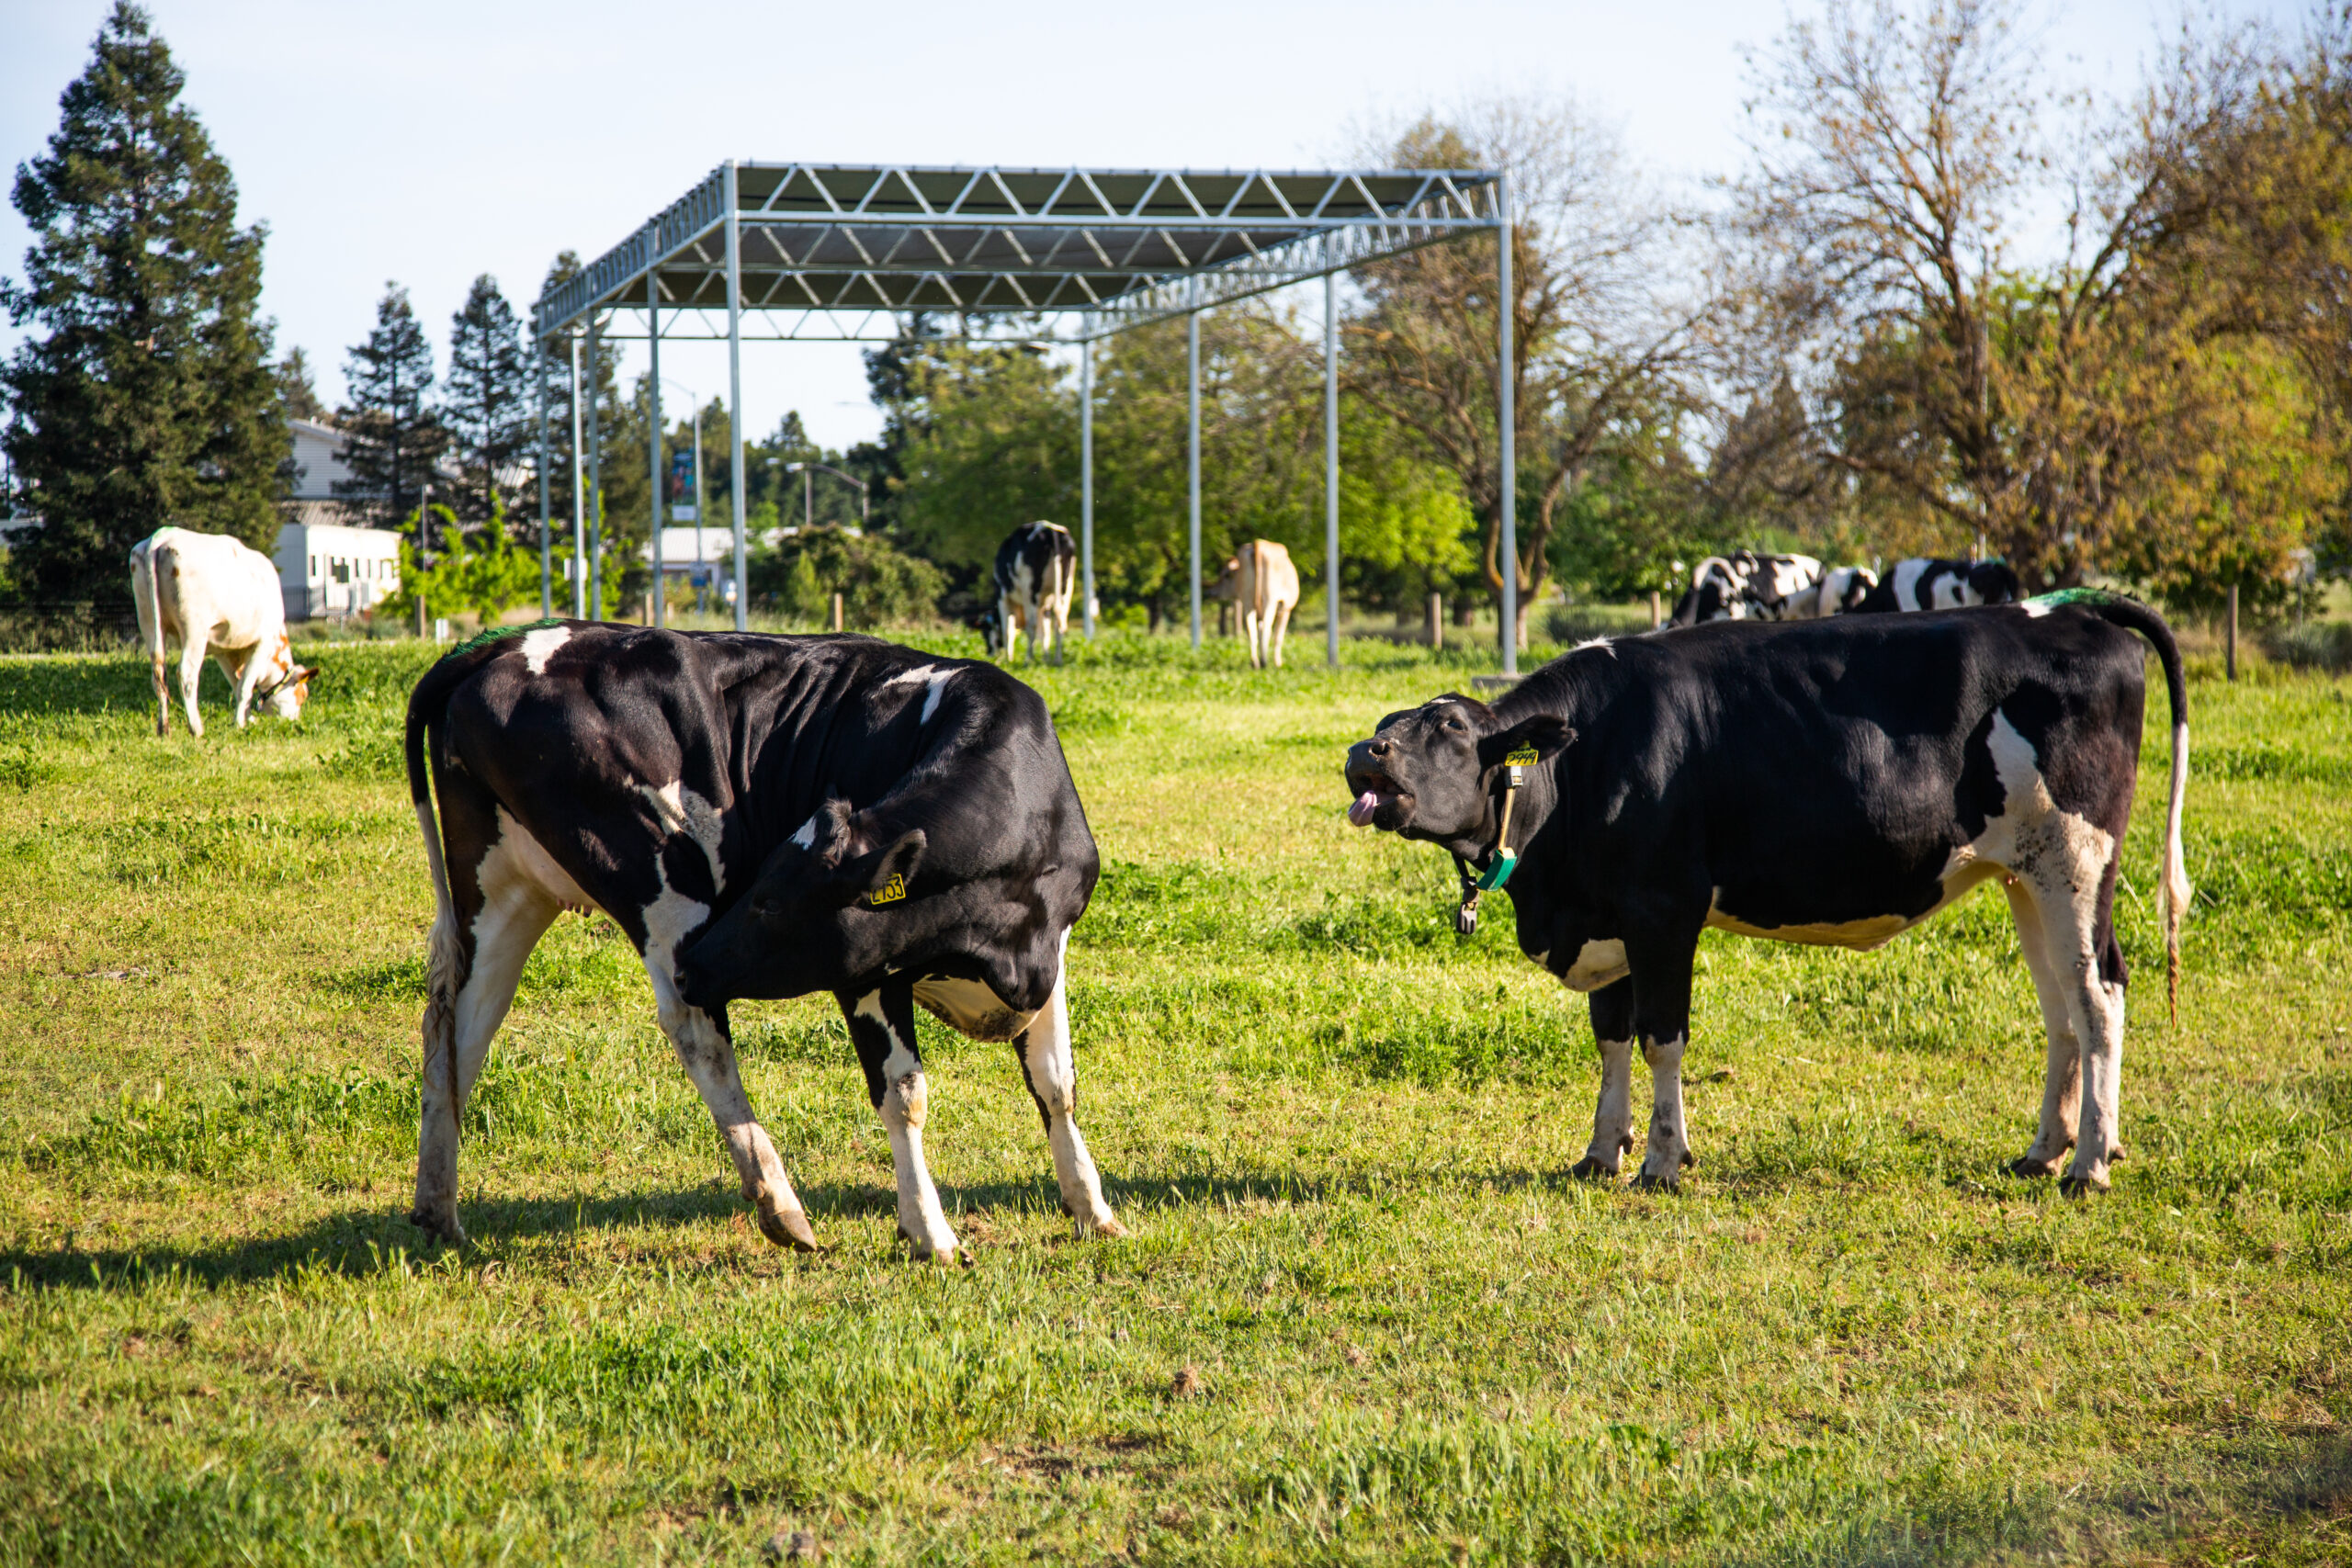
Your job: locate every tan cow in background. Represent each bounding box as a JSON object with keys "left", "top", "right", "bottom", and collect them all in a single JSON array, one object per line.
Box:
[
  {"left": 130, "top": 526, "right": 314, "bottom": 738},
  {"left": 1217, "top": 540, "right": 1301, "bottom": 669}
]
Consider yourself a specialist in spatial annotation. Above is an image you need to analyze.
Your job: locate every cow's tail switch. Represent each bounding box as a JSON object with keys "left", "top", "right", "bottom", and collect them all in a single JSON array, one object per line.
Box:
[{"left": 2066, "top": 591, "right": 2192, "bottom": 1022}]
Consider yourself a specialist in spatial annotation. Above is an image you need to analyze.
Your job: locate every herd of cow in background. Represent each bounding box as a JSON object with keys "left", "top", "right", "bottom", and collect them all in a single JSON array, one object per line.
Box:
[
  {"left": 1668, "top": 548, "right": 2022, "bottom": 626},
  {"left": 115, "top": 513, "right": 2191, "bottom": 1261}
]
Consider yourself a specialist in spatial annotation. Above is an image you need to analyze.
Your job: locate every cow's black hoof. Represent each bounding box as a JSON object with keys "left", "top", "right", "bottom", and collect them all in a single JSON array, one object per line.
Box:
[
  {"left": 1568, "top": 1156, "right": 1619, "bottom": 1181},
  {"left": 2007, "top": 1156, "right": 2061, "bottom": 1179},
  {"left": 1628, "top": 1171, "right": 1681, "bottom": 1194},
  {"left": 757, "top": 1205, "right": 820, "bottom": 1252},
  {"left": 407, "top": 1206, "right": 466, "bottom": 1247},
  {"left": 2057, "top": 1174, "right": 2109, "bottom": 1200}
]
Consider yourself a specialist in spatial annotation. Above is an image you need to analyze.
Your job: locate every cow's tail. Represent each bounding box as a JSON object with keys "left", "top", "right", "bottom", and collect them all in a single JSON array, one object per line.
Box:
[
  {"left": 2069, "top": 592, "right": 2192, "bottom": 1021},
  {"left": 406, "top": 653, "right": 475, "bottom": 1059},
  {"left": 134, "top": 534, "right": 168, "bottom": 734}
]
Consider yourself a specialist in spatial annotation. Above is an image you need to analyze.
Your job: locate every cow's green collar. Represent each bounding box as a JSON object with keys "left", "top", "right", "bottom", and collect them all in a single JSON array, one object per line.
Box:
[{"left": 1453, "top": 746, "right": 1538, "bottom": 934}]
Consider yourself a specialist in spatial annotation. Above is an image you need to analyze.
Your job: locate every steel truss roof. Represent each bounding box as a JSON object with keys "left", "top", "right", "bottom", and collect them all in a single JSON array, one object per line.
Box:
[{"left": 536, "top": 162, "right": 1503, "bottom": 344}]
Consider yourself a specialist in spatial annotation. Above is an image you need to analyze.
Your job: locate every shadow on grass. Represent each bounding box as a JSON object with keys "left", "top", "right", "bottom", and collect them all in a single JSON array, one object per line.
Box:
[{"left": 0, "top": 1167, "right": 1361, "bottom": 1291}]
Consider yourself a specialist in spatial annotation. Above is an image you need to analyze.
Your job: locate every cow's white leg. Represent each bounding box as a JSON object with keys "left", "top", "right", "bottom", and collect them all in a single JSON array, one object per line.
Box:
[
  {"left": 176, "top": 637, "right": 208, "bottom": 738},
  {"left": 1574, "top": 1036, "right": 1636, "bottom": 1178},
  {"left": 2034, "top": 882, "right": 2129, "bottom": 1194},
  {"left": 148, "top": 649, "right": 173, "bottom": 736},
  {"left": 843, "top": 987, "right": 959, "bottom": 1261},
  {"left": 227, "top": 649, "right": 263, "bottom": 728},
  {"left": 2005, "top": 880, "right": 2080, "bottom": 1177},
  {"left": 1634, "top": 1033, "right": 1691, "bottom": 1188},
  {"left": 1270, "top": 600, "right": 1294, "bottom": 668},
  {"left": 650, "top": 983, "right": 818, "bottom": 1251},
  {"left": 412, "top": 872, "right": 558, "bottom": 1244},
  {"left": 1243, "top": 608, "right": 1263, "bottom": 668},
  {"left": 1015, "top": 966, "right": 1127, "bottom": 1238}
]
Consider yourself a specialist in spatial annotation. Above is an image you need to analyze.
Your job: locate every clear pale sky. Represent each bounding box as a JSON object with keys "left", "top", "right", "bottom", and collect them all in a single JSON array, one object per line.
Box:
[{"left": 0, "top": 0, "right": 2304, "bottom": 455}]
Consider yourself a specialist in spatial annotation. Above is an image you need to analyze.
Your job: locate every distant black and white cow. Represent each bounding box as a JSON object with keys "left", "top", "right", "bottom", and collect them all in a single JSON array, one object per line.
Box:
[
  {"left": 1667, "top": 550, "right": 1823, "bottom": 625},
  {"left": 402, "top": 623, "right": 1127, "bottom": 1260},
  {"left": 986, "top": 521, "right": 1078, "bottom": 664},
  {"left": 1854, "top": 558, "right": 2021, "bottom": 614},
  {"left": 1343, "top": 591, "right": 2189, "bottom": 1196},
  {"left": 1786, "top": 564, "right": 1878, "bottom": 619}
]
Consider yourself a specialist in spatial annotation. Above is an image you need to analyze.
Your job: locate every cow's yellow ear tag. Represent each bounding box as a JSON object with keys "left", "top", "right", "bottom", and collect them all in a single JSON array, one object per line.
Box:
[
  {"left": 1506, "top": 747, "right": 1541, "bottom": 768},
  {"left": 868, "top": 874, "right": 907, "bottom": 906}
]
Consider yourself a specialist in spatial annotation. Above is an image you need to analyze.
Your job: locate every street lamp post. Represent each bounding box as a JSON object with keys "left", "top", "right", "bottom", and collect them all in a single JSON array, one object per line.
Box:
[{"left": 782, "top": 461, "right": 868, "bottom": 527}]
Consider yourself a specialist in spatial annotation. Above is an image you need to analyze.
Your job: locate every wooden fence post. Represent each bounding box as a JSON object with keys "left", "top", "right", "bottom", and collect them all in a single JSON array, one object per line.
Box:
[{"left": 2227, "top": 582, "right": 2239, "bottom": 682}]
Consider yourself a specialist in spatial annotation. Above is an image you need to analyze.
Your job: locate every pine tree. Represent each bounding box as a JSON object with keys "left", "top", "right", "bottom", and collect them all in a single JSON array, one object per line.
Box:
[
  {"left": 442, "top": 274, "right": 530, "bottom": 533},
  {"left": 277, "top": 347, "right": 325, "bottom": 422},
  {"left": 0, "top": 1, "right": 283, "bottom": 606},
  {"left": 336, "top": 283, "right": 446, "bottom": 533}
]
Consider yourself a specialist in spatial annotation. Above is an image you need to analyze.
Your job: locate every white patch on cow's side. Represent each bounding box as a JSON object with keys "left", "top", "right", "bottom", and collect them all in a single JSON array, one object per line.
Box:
[
  {"left": 1561, "top": 938, "right": 1630, "bottom": 992},
  {"left": 1573, "top": 637, "right": 1617, "bottom": 657},
  {"left": 855, "top": 990, "right": 960, "bottom": 1261},
  {"left": 2021, "top": 598, "right": 2055, "bottom": 617},
  {"left": 637, "top": 779, "right": 727, "bottom": 891},
  {"left": 911, "top": 974, "right": 1036, "bottom": 1041},
  {"left": 1583, "top": 1036, "right": 1636, "bottom": 1175},
  {"left": 884, "top": 662, "right": 959, "bottom": 724},
  {"left": 789, "top": 811, "right": 821, "bottom": 849},
  {"left": 521, "top": 625, "right": 571, "bottom": 674},
  {"left": 1703, "top": 904, "right": 1919, "bottom": 950},
  {"left": 1891, "top": 557, "right": 1933, "bottom": 612}
]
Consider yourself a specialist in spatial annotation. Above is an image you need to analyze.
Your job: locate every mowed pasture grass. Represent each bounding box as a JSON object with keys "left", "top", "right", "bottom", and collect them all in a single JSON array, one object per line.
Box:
[{"left": 0, "top": 626, "right": 2346, "bottom": 1566}]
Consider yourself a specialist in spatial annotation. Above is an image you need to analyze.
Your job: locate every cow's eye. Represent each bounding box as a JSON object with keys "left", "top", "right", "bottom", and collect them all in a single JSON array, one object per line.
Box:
[{"left": 752, "top": 897, "right": 780, "bottom": 919}]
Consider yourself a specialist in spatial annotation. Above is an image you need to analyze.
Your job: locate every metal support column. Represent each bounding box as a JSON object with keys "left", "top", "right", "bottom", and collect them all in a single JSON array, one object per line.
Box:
[
  {"left": 569, "top": 332, "right": 585, "bottom": 617},
  {"left": 1324, "top": 260, "right": 1340, "bottom": 668},
  {"left": 725, "top": 160, "right": 749, "bottom": 631},
  {"left": 534, "top": 310, "right": 551, "bottom": 619},
  {"left": 1187, "top": 288, "right": 1202, "bottom": 649},
  {"left": 647, "top": 260, "right": 664, "bottom": 628},
  {"left": 1080, "top": 322, "right": 1095, "bottom": 639},
  {"left": 585, "top": 316, "right": 604, "bottom": 620},
  {"left": 1495, "top": 177, "right": 1517, "bottom": 675}
]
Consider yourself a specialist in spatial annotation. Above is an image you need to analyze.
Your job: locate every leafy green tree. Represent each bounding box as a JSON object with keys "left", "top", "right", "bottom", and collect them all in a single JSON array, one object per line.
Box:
[
  {"left": 1, "top": 1, "right": 283, "bottom": 605},
  {"left": 336, "top": 285, "right": 445, "bottom": 533},
  {"left": 381, "top": 499, "right": 540, "bottom": 623},
  {"left": 443, "top": 274, "right": 530, "bottom": 533},
  {"left": 749, "top": 525, "right": 944, "bottom": 627}
]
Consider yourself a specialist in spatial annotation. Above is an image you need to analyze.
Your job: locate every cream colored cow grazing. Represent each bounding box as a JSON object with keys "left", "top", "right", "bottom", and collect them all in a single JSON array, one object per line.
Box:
[
  {"left": 1227, "top": 539, "right": 1300, "bottom": 669},
  {"left": 129, "top": 526, "right": 314, "bottom": 738}
]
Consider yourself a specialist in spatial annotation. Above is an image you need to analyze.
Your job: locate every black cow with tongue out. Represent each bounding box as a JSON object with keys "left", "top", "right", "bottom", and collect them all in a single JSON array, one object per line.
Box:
[
  {"left": 1342, "top": 592, "right": 2191, "bottom": 1195},
  {"left": 402, "top": 621, "right": 1127, "bottom": 1261}
]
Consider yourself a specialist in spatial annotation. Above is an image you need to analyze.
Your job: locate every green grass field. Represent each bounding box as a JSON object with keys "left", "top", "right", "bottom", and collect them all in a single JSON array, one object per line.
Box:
[{"left": 0, "top": 626, "right": 2346, "bottom": 1565}]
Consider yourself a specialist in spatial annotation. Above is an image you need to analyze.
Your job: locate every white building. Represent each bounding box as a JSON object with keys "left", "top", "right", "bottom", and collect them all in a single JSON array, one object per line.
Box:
[{"left": 276, "top": 520, "right": 401, "bottom": 621}]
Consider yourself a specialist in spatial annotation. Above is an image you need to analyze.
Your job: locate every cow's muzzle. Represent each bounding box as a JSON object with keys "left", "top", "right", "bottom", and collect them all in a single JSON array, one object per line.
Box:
[{"left": 1343, "top": 740, "right": 1411, "bottom": 830}]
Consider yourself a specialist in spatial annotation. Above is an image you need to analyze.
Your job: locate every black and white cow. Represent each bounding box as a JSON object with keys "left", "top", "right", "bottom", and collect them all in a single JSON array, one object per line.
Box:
[
  {"left": 1667, "top": 550, "right": 1824, "bottom": 625},
  {"left": 402, "top": 622, "right": 1126, "bottom": 1260},
  {"left": 985, "top": 521, "right": 1078, "bottom": 664},
  {"left": 1854, "top": 558, "right": 2021, "bottom": 614},
  {"left": 1343, "top": 591, "right": 2189, "bottom": 1196}
]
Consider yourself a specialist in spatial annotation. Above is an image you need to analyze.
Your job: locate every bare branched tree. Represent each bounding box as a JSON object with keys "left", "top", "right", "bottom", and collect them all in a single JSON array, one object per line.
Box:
[
  {"left": 1345, "top": 96, "right": 1717, "bottom": 644},
  {"left": 1737, "top": 0, "right": 2279, "bottom": 587}
]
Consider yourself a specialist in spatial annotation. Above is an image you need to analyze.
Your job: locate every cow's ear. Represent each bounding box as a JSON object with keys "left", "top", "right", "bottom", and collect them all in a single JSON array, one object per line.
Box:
[
  {"left": 1477, "top": 715, "right": 1575, "bottom": 770},
  {"left": 835, "top": 828, "right": 926, "bottom": 906}
]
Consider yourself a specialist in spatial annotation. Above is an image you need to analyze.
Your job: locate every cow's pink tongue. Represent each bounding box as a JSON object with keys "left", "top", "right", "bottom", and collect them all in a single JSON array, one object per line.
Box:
[{"left": 1348, "top": 790, "right": 1383, "bottom": 828}]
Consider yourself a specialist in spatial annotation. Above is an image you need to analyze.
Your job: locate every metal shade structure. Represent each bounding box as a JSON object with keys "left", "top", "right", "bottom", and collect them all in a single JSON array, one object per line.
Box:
[{"left": 531, "top": 160, "right": 1519, "bottom": 668}]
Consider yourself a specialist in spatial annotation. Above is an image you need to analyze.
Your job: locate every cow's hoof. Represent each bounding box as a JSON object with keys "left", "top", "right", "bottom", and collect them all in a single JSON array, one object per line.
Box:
[
  {"left": 756, "top": 1204, "right": 820, "bottom": 1252},
  {"left": 2058, "top": 1173, "right": 2109, "bottom": 1200},
  {"left": 2007, "top": 1155, "right": 2063, "bottom": 1179},
  {"left": 407, "top": 1205, "right": 466, "bottom": 1247},
  {"left": 1628, "top": 1170, "right": 1682, "bottom": 1194},
  {"left": 1568, "top": 1156, "right": 1620, "bottom": 1181},
  {"left": 1076, "top": 1213, "right": 1130, "bottom": 1240}
]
